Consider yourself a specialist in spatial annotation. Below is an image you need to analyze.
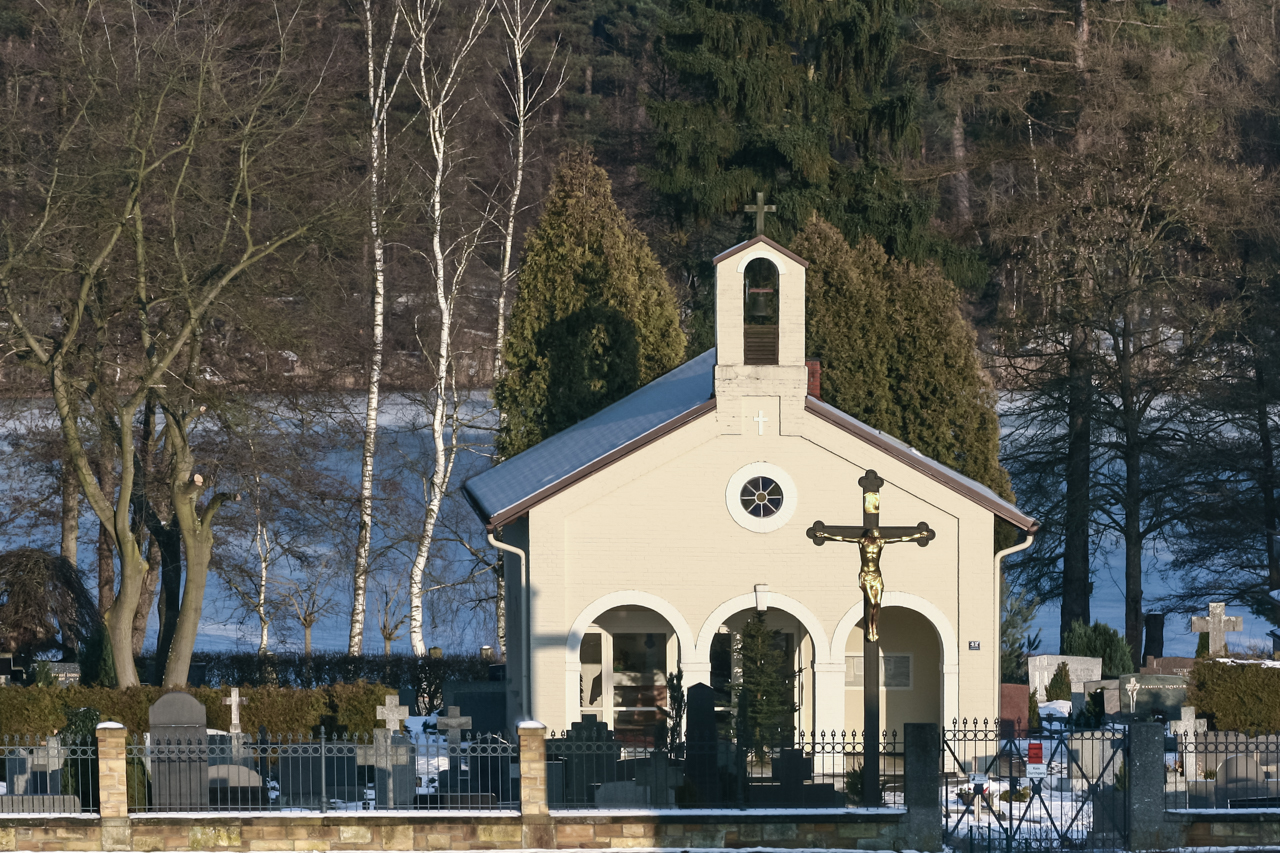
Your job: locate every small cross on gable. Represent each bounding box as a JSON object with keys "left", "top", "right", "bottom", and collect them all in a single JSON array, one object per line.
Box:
[
  {"left": 375, "top": 695, "right": 410, "bottom": 732},
  {"left": 222, "top": 687, "right": 248, "bottom": 734},
  {"left": 435, "top": 705, "right": 472, "bottom": 747},
  {"left": 754, "top": 410, "right": 769, "bottom": 435},
  {"left": 1191, "top": 602, "right": 1243, "bottom": 658}
]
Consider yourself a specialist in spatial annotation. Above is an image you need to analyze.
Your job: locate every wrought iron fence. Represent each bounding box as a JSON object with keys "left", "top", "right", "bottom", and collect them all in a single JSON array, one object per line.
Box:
[
  {"left": 125, "top": 730, "right": 517, "bottom": 813},
  {"left": 544, "top": 727, "right": 901, "bottom": 810},
  {"left": 942, "top": 719, "right": 1128, "bottom": 851},
  {"left": 0, "top": 735, "right": 97, "bottom": 814},
  {"left": 1166, "top": 731, "right": 1280, "bottom": 809}
]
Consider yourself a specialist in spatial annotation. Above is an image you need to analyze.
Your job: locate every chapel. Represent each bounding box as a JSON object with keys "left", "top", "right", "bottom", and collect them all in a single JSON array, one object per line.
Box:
[{"left": 463, "top": 235, "right": 1038, "bottom": 742}]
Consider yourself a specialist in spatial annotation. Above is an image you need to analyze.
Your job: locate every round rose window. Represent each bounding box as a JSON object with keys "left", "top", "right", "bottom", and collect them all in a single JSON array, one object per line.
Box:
[{"left": 740, "top": 476, "right": 784, "bottom": 518}]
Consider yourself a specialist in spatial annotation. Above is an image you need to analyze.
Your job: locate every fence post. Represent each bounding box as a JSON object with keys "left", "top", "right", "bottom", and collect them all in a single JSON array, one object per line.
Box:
[
  {"left": 902, "top": 723, "right": 942, "bottom": 852},
  {"left": 518, "top": 721, "right": 553, "bottom": 848},
  {"left": 1128, "top": 721, "right": 1176, "bottom": 851},
  {"left": 95, "top": 722, "right": 131, "bottom": 851}
]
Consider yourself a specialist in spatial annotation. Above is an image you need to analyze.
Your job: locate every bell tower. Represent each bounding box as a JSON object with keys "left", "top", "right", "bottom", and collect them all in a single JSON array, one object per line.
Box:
[{"left": 712, "top": 235, "right": 810, "bottom": 408}]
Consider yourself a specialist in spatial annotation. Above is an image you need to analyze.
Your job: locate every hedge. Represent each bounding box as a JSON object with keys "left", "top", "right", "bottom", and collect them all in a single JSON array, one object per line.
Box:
[
  {"left": 1187, "top": 659, "right": 1280, "bottom": 733},
  {"left": 0, "top": 683, "right": 402, "bottom": 738},
  {"left": 129, "top": 651, "right": 492, "bottom": 713}
]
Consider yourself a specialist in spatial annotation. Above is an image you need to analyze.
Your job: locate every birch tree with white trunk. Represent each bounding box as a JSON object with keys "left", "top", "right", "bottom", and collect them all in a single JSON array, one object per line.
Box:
[
  {"left": 401, "top": 0, "right": 494, "bottom": 656},
  {"left": 350, "top": 0, "right": 413, "bottom": 656}
]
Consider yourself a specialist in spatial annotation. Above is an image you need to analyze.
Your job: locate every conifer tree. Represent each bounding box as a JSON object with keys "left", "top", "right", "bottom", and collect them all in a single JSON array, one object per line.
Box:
[
  {"left": 793, "top": 216, "right": 1012, "bottom": 499},
  {"left": 736, "top": 612, "right": 795, "bottom": 759},
  {"left": 495, "top": 147, "right": 686, "bottom": 458},
  {"left": 1045, "top": 662, "right": 1072, "bottom": 702}
]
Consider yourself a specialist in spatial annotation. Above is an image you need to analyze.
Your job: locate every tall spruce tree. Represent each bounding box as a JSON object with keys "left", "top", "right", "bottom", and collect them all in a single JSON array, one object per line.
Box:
[
  {"left": 793, "top": 216, "right": 1012, "bottom": 499},
  {"left": 495, "top": 147, "right": 686, "bottom": 458},
  {"left": 736, "top": 612, "right": 796, "bottom": 760}
]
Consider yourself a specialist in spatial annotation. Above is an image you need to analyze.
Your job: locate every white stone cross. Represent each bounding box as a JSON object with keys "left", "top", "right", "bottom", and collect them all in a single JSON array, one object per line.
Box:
[
  {"left": 1125, "top": 679, "right": 1139, "bottom": 713},
  {"left": 375, "top": 695, "right": 409, "bottom": 732},
  {"left": 223, "top": 688, "right": 248, "bottom": 734},
  {"left": 436, "top": 705, "right": 472, "bottom": 747},
  {"left": 754, "top": 410, "right": 768, "bottom": 435},
  {"left": 1190, "top": 602, "right": 1243, "bottom": 658}
]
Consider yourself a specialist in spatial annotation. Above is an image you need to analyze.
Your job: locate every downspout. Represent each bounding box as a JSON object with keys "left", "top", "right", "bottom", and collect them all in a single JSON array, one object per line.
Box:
[
  {"left": 993, "top": 526, "right": 1038, "bottom": 714},
  {"left": 488, "top": 532, "right": 531, "bottom": 720}
]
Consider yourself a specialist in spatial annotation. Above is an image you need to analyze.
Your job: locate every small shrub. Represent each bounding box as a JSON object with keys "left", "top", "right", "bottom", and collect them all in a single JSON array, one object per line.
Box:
[
  {"left": 845, "top": 765, "right": 864, "bottom": 805},
  {"left": 1061, "top": 620, "right": 1134, "bottom": 677},
  {"left": 1000, "top": 785, "right": 1031, "bottom": 803},
  {"left": 1046, "top": 662, "right": 1072, "bottom": 702},
  {"left": 1027, "top": 688, "right": 1041, "bottom": 730}
]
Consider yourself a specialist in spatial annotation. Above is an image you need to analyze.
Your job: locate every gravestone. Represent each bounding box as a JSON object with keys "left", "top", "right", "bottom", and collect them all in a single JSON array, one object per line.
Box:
[
  {"left": 47, "top": 663, "right": 79, "bottom": 686},
  {"left": 442, "top": 681, "right": 506, "bottom": 735},
  {"left": 1000, "top": 684, "right": 1030, "bottom": 736},
  {"left": 1191, "top": 602, "right": 1243, "bottom": 658},
  {"left": 757, "top": 748, "right": 843, "bottom": 807},
  {"left": 1118, "top": 674, "right": 1186, "bottom": 719},
  {"left": 683, "top": 683, "right": 720, "bottom": 806},
  {"left": 368, "top": 696, "right": 413, "bottom": 807},
  {"left": 149, "top": 692, "right": 209, "bottom": 810},
  {"left": 1216, "top": 755, "right": 1270, "bottom": 808},
  {"left": 1142, "top": 613, "right": 1165, "bottom": 661},
  {"left": 1140, "top": 657, "right": 1196, "bottom": 678},
  {"left": 1083, "top": 680, "right": 1120, "bottom": 716},
  {"left": 1028, "top": 655, "right": 1103, "bottom": 698},
  {"left": 1169, "top": 706, "right": 1207, "bottom": 780},
  {"left": 2, "top": 737, "right": 66, "bottom": 797},
  {"left": 546, "top": 715, "right": 620, "bottom": 806},
  {"left": 0, "top": 656, "right": 23, "bottom": 686}
]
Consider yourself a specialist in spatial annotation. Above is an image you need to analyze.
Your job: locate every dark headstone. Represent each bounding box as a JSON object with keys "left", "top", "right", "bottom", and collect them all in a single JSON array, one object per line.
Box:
[
  {"left": 545, "top": 715, "right": 619, "bottom": 805},
  {"left": 397, "top": 687, "right": 418, "bottom": 715},
  {"left": 149, "top": 692, "right": 209, "bottom": 810},
  {"left": 1139, "top": 657, "right": 1196, "bottom": 678},
  {"left": 441, "top": 681, "right": 506, "bottom": 735},
  {"left": 488, "top": 664, "right": 506, "bottom": 683},
  {"left": 188, "top": 662, "right": 208, "bottom": 688},
  {"left": 684, "top": 684, "right": 719, "bottom": 805},
  {"left": 1142, "top": 613, "right": 1165, "bottom": 661}
]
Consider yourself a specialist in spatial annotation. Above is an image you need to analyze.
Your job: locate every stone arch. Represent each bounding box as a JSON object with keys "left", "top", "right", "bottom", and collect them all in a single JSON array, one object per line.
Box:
[
  {"left": 694, "top": 591, "right": 832, "bottom": 666},
  {"left": 830, "top": 590, "right": 959, "bottom": 725},
  {"left": 735, "top": 248, "right": 790, "bottom": 275},
  {"left": 564, "top": 591, "right": 697, "bottom": 725}
]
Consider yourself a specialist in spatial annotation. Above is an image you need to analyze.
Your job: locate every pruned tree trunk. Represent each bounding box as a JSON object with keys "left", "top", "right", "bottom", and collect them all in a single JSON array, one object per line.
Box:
[
  {"left": 1060, "top": 325, "right": 1093, "bottom": 643},
  {"left": 133, "top": 537, "right": 160, "bottom": 657}
]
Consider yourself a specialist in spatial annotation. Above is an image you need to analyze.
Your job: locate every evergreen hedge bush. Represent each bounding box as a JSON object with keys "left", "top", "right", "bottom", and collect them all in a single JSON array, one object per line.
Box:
[
  {"left": 1187, "top": 660, "right": 1280, "bottom": 733},
  {"left": 0, "top": 683, "right": 403, "bottom": 738},
  {"left": 1046, "top": 662, "right": 1072, "bottom": 701}
]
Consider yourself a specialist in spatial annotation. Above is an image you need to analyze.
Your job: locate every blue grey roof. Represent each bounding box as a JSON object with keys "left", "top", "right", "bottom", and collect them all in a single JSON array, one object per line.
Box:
[{"left": 465, "top": 348, "right": 717, "bottom": 526}]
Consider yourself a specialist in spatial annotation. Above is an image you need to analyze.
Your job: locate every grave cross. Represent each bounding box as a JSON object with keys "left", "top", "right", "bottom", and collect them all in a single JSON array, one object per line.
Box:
[
  {"left": 805, "top": 470, "right": 936, "bottom": 808},
  {"left": 744, "top": 191, "right": 776, "bottom": 236},
  {"left": 222, "top": 687, "right": 248, "bottom": 734},
  {"left": 376, "top": 695, "right": 409, "bottom": 733},
  {"left": 1190, "top": 602, "right": 1243, "bottom": 658},
  {"left": 435, "top": 706, "right": 472, "bottom": 747}
]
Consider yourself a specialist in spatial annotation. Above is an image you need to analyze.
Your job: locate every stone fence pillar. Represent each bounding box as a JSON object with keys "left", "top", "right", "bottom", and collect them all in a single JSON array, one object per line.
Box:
[
  {"left": 95, "top": 721, "right": 131, "bottom": 851},
  {"left": 1128, "top": 721, "right": 1176, "bottom": 851},
  {"left": 902, "top": 722, "right": 942, "bottom": 852},
  {"left": 518, "top": 721, "right": 552, "bottom": 848}
]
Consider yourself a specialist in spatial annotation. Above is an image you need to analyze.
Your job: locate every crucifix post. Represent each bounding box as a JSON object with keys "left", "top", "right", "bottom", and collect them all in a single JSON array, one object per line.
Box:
[{"left": 806, "top": 470, "right": 936, "bottom": 806}]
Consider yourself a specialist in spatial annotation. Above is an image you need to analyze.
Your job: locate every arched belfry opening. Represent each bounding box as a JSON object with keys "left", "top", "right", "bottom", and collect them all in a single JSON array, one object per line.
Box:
[{"left": 743, "top": 257, "right": 779, "bottom": 365}]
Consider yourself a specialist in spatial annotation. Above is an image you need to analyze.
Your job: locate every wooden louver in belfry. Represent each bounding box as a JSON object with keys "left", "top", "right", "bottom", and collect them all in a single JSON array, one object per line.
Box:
[{"left": 744, "top": 325, "right": 779, "bottom": 365}]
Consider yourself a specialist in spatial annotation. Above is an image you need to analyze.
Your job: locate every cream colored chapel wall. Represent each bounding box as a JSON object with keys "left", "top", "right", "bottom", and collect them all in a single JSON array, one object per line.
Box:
[{"left": 521, "top": 396, "right": 1001, "bottom": 732}]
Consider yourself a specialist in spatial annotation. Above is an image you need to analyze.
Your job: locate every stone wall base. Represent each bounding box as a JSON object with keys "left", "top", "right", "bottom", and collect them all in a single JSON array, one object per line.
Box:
[
  {"left": 0, "top": 812, "right": 906, "bottom": 852},
  {"left": 1172, "top": 811, "right": 1280, "bottom": 849}
]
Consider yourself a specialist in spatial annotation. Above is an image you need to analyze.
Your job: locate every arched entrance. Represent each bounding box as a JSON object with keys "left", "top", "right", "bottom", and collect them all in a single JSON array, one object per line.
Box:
[{"left": 842, "top": 606, "right": 942, "bottom": 736}]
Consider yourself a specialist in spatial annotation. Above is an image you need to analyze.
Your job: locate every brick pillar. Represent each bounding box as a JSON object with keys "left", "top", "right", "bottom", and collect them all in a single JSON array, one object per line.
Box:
[
  {"left": 902, "top": 723, "right": 942, "bottom": 852},
  {"left": 518, "top": 721, "right": 553, "bottom": 848},
  {"left": 96, "top": 722, "right": 132, "bottom": 851}
]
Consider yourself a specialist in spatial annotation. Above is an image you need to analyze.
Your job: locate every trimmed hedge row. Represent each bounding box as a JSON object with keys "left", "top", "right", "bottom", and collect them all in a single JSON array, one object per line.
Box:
[
  {"left": 0, "top": 683, "right": 401, "bottom": 738},
  {"left": 131, "top": 651, "right": 491, "bottom": 712},
  {"left": 1187, "top": 659, "right": 1280, "bottom": 733}
]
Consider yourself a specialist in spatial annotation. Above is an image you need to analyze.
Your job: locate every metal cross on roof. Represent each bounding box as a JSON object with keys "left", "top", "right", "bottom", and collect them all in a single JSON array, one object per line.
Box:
[
  {"left": 375, "top": 695, "right": 409, "bottom": 732},
  {"left": 744, "top": 191, "right": 776, "bottom": 235},
  {"left": 436, "top": 705, "right": 472, "bottom": 747},
  {"left": 222, "top": 687, "right": 248, "bottom": 734}
]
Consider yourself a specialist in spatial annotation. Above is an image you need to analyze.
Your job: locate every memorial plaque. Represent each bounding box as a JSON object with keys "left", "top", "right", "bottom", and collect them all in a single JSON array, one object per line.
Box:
[{"left": 149, "top": 692, "right": 209, "bottom": 810}]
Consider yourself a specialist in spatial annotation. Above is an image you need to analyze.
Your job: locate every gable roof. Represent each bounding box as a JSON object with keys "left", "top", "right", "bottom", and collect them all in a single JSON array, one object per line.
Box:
[
  {"left": 464, "top": 348, "right": 718, "bottom": 530},
  {"left": 804, "top": 397, "right": 1037, "bottom": 531},
  {"left": 463, "top": 348, "right": 1038, "bottom": 533},
  {"left": 713, "top": 235, "right": 810, "bottom": 269}
]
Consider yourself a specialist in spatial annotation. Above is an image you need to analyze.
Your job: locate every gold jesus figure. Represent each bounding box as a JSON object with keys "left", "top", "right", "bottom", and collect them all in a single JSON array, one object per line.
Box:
[{"left": 812, "top": 526, "right": 931, "bottom": 641}]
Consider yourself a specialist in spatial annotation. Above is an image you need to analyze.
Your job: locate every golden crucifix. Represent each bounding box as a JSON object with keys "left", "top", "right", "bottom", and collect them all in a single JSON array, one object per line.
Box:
[{"left": 806, "top": 471, "right": 935, "bottom": 641}]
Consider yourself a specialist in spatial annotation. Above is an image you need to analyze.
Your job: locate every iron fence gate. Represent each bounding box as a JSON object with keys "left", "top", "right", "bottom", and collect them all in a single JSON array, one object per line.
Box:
[{"left": 942, "top": 721, "right": 1128, "bottom": 852}]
